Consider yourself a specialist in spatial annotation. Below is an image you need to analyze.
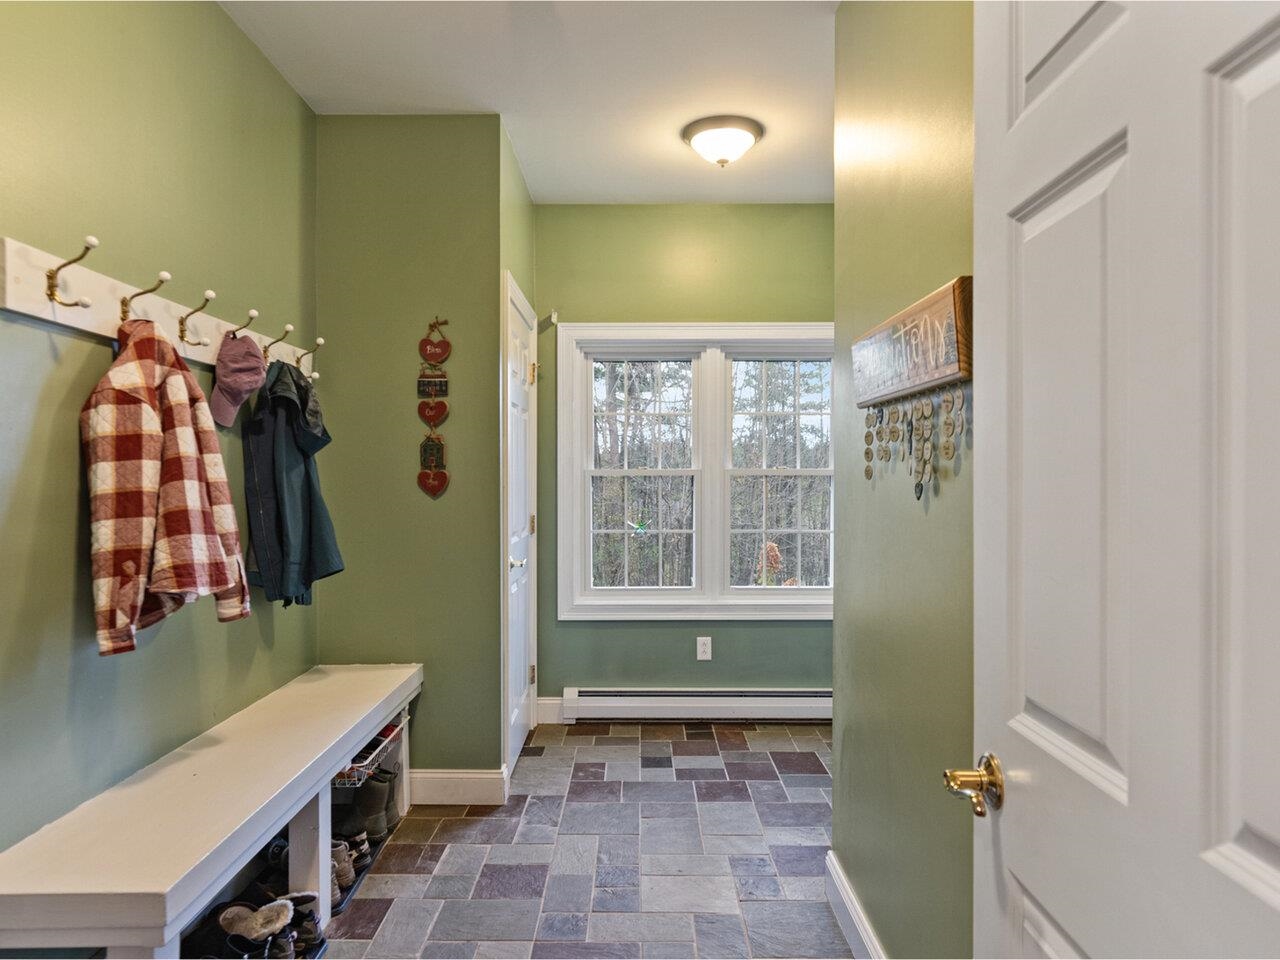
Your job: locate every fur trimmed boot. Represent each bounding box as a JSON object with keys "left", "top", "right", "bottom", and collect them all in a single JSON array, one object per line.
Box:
[
  {"left": 183, "top": 900, "right": 296, "bottom": 958},
  {"left": 182, "top": 901, "right": 276, "bottom": 959},
  {"left": 219, "top": 900, "right": 294, "bottom": 941},
  {"left": 353, "top": 775, "right": 390, "bottom": 844}
]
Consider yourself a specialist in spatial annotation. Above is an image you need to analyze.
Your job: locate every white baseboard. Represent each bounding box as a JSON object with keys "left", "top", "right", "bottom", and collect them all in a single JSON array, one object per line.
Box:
[
  {"left": 826, "top": 849, "right": 886, "bottom": 959},
  {"left": 537, "top": 697, "right": 564, "bottom": 725},
  {"left": 409, "top": 765, "right": 509, "bottom": 805}
]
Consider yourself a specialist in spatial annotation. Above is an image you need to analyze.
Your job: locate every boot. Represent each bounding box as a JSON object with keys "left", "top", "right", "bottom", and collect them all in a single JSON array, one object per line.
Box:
[
  {"left": 185, "top": 900, "right": 295, "bottom": 959},
  {"left": 331, "top": 840, "right": 356, "bottom": 889},
  {"left": 332, "top": 802, "right": 372, "bottom": 868},
  {"left": 268, "top": 927, "right": 297, "bottom": 959},
  {"left": 281, "top": 892, "right": 323, "bottom": 953},
  {"left": 353, "top": 775, "right": 390, "bottom": 844},
  {"left": 376, "top": 763, "right": 402, "bottom": 833}
]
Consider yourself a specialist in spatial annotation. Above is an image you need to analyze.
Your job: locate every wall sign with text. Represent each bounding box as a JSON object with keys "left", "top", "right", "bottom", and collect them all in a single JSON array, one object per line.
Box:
[
  {"left": 854, "top": 277, "right": 973, "bottom": 504},
  {"left": 852, "top": 276, "right": 971, "bottom": 408}
]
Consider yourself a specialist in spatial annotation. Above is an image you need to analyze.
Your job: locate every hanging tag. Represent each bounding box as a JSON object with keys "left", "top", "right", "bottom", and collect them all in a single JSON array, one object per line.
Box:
[
  {"left": 418, "top": 364, "right": 449, "bottom": 398},
  {"left": 418, "top": 399, "right": 450, "bottom": 427},
  {"left": 418, "top": 431, "right": 449, "bottom": 498},
  {"left": 420, "top": 433, "right": 447, "bottom": 471},
  {"left": 417, "top": 468, "right": 449, "bottom": 498},
  {"left": 419, "top": 317, "right": 452, "bottom": 365}
]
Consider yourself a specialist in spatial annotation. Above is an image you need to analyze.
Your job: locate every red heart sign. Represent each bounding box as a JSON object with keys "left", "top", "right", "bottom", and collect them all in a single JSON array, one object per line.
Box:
[
  {"left": 418, "top": 399, "right": 450, "bottom": 428},
  {"left": 417, "top": 469, "right": 449, "bottom": 498},
  {"left": 419, "top": 337, "right": 452, "bottom": 365}
]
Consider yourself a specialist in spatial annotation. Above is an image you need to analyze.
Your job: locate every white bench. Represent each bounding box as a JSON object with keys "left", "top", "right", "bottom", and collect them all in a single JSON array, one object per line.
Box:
[{"left": 0, "top": 662, "right": 423, "bottom": 957}]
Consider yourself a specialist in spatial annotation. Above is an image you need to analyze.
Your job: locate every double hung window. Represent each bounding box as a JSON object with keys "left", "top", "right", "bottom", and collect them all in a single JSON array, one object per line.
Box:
[{"left": 558, "top": 323, "right": 834, "bottom": 620}]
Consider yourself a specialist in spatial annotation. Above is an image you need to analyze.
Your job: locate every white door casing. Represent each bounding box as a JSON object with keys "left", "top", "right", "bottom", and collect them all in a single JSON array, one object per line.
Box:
[
  {"left": 974, "top": 2, "right": 1280, "bottom": 956},
  {"left": 501, "top": 271, "right": 537, "bottom": 779}
]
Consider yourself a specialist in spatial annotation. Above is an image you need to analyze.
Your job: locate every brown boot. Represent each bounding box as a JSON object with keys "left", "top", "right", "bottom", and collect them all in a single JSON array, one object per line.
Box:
[{"left": 331, "top": 840, "right": 356, "bottom": 889}]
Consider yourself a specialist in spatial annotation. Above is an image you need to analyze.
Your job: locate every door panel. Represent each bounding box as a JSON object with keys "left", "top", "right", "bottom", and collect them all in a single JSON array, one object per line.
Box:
[
  {"left": 1204, "top": 21, "right": 1280, "bottom": 910},
  {"left": 1014, "top": 1, "right": 1127, "bottom": 114},
  {"left": 975, "top": 3, "right": 1280, "bottom": 956},
  {"left": 1009, "top": 136, "right": 1130, "bottom": 803},
  {"left": 1013, "top": 882, "right": 1086, "bottom": 960}
]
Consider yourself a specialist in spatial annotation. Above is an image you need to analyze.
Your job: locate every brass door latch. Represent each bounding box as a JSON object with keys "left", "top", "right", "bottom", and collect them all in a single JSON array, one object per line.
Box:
[{"left": 944, "top": 752, "right": 1004, "bottom": 817}]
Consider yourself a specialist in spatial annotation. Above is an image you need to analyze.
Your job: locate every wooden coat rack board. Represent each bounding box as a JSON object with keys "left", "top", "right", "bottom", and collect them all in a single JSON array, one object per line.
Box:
[{"left": 0, "top": 236, "right": 315, "bottom": 372}]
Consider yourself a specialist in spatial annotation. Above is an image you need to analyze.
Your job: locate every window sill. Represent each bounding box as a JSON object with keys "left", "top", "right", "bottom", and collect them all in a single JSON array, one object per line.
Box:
[{"left": 557, "top": 595, "right": 834, "bottom": 622}]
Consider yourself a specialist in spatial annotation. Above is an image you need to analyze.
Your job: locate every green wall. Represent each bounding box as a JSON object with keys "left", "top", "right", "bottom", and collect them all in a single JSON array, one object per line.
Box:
[
  {"left": 830, "top": 3, "right": 974, "bottom": 957},
  {"left": 501, "top": 127, "right": 537, "bottom": 300},
  {"left": 315, "top": 116, "right": 505, "bottom": 770},
  {"left": 0, "top": 2, "right": 317, "bottom": 851},
  {"left": 533, "top": 204, "right": 835, "bottom": 695}
]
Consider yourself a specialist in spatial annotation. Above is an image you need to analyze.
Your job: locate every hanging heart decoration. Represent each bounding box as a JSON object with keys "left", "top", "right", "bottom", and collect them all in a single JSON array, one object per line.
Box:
[
  {"left": 417, "top": 469, "right": 450, "bottom": 498},
  {"left": 416, "top": 322, "right": 450, "bottom": 500},
  {"left": 419, "top": 317, "right": 452, "bottom": 365},
  {"left": 418, "top": 399, "right": 450, "bottom": 428}
]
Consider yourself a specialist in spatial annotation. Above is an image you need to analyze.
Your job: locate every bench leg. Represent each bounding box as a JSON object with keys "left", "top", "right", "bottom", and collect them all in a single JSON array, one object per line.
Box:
[
  {"left": 106, "top": 934, "right": 178, "bottom": 958},
  {"left": 396, "top": 720, "right": 412, "bottom": 816},
  {"left": 288, "top": 789, "right": 332, "bottom": 932}
]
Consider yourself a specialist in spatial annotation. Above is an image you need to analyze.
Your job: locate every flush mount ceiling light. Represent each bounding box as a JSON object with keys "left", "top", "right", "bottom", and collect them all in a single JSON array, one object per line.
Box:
[{"left": 681, "top": 115, "right": 765, "bottom": 167}]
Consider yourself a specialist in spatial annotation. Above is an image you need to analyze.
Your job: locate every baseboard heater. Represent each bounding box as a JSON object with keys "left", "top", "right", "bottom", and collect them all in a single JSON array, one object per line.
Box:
[{"left": 561, "top": 687, "right": 832, "bottom": 722}]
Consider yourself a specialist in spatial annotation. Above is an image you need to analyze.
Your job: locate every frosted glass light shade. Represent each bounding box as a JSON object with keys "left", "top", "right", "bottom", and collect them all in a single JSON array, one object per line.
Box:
[{"left": 681, "top": 115, "right": 765, "bottom": 167}]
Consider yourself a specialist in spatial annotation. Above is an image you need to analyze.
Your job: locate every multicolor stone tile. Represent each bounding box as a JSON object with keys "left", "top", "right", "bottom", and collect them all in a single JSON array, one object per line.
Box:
[{"left": 329, "top": 721, "right": 850, "bottom": 958}]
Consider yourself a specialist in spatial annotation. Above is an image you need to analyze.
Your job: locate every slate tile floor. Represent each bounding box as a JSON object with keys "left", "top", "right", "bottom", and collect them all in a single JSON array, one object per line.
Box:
[{"left": 327, "top": 722, "right": 856, "bottom": 959}]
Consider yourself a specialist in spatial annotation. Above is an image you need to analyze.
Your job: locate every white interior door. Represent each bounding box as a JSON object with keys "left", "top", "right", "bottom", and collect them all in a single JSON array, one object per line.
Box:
[
  {"left": 502, "top": 271, "right": 537, "bottom": 777},
  {"left": 973, "top": 2, "right": 1280, "bottom": 955}
]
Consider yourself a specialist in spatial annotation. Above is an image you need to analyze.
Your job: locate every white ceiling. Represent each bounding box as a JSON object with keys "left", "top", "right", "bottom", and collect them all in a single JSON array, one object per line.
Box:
[{"left": 221, "top": 1, "right": 836, "bottom": 203}]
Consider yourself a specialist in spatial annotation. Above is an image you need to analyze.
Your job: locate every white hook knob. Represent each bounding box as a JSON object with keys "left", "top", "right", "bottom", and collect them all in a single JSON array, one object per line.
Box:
[
  {"left": 248, "top": 309, "right": 259, "bottom": 319},
  {"left": 309, "top": 371, "right": 320, "bottom": 381},
  {"left": 158, "top": 271, "right": 172, "bottom": 282},
  {"left": 283, "top": 323, "right": 294, "bottom": 333},
  {"left": 77, "top": 296, "right": 93, "bottom": 308},
  {"left": 199, "top": 336, "right": 211, "bottom": 346},
  {"left": 84, "top": 236, "right": 100, "bottom": 249},
  {"left": 204, "top": 290, "right": 217, "bottom": 301},
  {"left": 315, "top": 337, "right": 325, "bottom": 346}
]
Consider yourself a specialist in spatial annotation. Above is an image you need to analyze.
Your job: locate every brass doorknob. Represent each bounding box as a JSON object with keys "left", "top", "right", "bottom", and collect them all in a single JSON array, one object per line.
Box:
[{"left": 943, "top": 752, "right": 1004, "bottom": 817}]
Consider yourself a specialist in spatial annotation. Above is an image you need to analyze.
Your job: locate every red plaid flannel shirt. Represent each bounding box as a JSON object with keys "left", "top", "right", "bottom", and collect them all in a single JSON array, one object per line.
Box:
[{"left": 80, "top": 320, "right": 251, "bottom": 655}]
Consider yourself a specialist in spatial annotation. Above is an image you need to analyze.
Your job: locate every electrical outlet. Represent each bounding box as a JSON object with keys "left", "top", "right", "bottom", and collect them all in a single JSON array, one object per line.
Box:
[{"left": 697, "top": 636, "right": 712, "bottom": 661}]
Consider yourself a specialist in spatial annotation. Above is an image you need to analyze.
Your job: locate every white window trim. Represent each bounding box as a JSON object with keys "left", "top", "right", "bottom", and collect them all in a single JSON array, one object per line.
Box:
[{"left": 557, "top": 322, "right": 835, "bottom": 622}]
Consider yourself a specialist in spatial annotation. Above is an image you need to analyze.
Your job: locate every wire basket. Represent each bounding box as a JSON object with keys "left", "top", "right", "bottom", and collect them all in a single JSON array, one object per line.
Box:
[{"left": 332, "top": 712, "right": 409, "bottom": 788}]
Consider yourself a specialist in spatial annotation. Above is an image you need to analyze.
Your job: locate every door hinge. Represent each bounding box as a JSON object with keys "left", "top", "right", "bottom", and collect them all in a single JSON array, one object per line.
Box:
[
  {"left": 529, "top": 664, "right": 537, "bottom": 685},
  {"left": 530, "top": 513, "right": 536, "bottom": 534},
  {"left": 528, "top": 361, "right": 539, "bottom": 385}
]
